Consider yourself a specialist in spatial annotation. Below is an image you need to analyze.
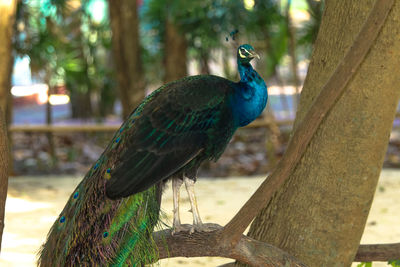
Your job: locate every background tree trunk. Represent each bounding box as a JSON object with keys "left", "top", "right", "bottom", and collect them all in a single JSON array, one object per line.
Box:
[
  {"left": 285, "top": 0, "right": 301, "bottom": 109},
  {"left": 108, "top": 0, "right": 145, "bottom": 119},
  {"left": 164, "top": 18, "right": 187, "bottom": 83},
  {"left": 0, "top": 0, "right": 17, "bottom": 121},
  {"left": 245, "top": 1, "right": 400, "bottom": 266},
  {"left": 199, "top": 49, "right": 210, "bottom": 75},
  {"left": 69, "top": 85, "right": 93, "bottom": 119},
  {"left": 0, "top": 0, "right": 13, "bottom": 242},
  {"left": 0, "top": 0, "right": 17, "bottom": 248},
  {"left": 46, "top": 84, "right": 56, "bottom": 164}
]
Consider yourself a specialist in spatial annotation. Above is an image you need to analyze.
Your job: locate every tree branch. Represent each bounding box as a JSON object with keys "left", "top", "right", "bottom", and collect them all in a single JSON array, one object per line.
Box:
[
  {"left": 220, "top": 0, "right": 394, "bottom": 247},
  {"left": 153, "top": 224, "right": 307, "bottom": 267},
  {"left": 355, "top": 243, "right": 400, "bottom": 262}
]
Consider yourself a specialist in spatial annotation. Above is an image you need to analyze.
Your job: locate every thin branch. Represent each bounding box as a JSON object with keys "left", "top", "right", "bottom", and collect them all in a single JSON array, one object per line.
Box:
[
  {"left": 153, "top": 224, "right": 307, "bottom": 267},
  {"left": 220, "top": 0, "right": 395, "bottom": 246},
  {"left": 355, "top": 243, "right": 400, "bottom": 262}
]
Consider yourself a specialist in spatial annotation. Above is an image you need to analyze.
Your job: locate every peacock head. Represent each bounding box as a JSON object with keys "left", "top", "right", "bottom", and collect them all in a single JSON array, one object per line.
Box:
[{"left": 237, "top": 44, "right": 260, "bottom": 64}]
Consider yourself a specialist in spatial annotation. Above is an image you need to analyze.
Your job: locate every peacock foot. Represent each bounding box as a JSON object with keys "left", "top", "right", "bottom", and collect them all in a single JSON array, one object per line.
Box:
[
  {"left": 189, "top": 223, "right": 218, "bottom": 234},
  {"left": 171, "top": 223, "right": 219, "bottom": 235},
  {"left": 171, "top": 223, "right": 192, "bottom": 235}
]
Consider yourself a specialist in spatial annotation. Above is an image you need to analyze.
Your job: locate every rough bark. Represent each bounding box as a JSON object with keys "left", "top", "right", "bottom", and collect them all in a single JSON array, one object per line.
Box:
[
  {"left": 108, "top": 0, "right": 145, "bottom": 119},
  {"left": 0, "top": 108, "right": 9, "bottom": 252},
  {"left": 245, "top": 1, "right": 400, "bottom": 266},
  {"left": 164, "top": 18, "right": 187, "bottom": 83},
  {"left": 264, "top": 110, "right": 282, "bottom": 171}
]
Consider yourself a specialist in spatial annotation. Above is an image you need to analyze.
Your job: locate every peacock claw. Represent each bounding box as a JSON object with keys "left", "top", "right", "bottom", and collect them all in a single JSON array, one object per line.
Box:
[
  {"left": 190, "top": 223, "right": 216, "bottom": 233},
  {"left": 171, "top": 224, "right": 191, "bottom": 235},
  {"left": 171, "top": 223, "right": 216, "bottom": 235}
]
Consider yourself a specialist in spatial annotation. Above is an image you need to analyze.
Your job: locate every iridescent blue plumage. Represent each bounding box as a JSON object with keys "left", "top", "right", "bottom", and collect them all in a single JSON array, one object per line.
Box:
[
  {"left": 231, "top": 45, "right": 268, "bottom": 127},
  {"left": 38, "top": 44, "right": 268, "bottom": 266}
]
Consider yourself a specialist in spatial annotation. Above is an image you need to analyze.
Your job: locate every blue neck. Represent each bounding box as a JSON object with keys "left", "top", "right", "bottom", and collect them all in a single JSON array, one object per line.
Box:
[
  {"left": 230, "top": 61, "right": 268, "bottom": 127},
  {"left": 238, "top": 62, "right": 253, "bottom": 82}
]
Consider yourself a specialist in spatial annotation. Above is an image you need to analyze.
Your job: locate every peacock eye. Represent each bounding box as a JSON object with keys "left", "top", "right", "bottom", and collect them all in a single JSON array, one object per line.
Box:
[{"left": 239, "top": 48, "right": 247, "bottom": 58}]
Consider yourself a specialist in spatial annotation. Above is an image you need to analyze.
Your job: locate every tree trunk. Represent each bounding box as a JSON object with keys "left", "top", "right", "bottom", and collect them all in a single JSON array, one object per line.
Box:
[
  {"left": 0, "top": 108, "right": 8, "bottom": 253},
  {"left": 6, "top": 55, "right": 14, "bottom": 176},
  {"left": 63, "top": 14, "right": 94, "bottom": 120},
  {"left": 0, "top": 2, "right": 17, "bottom": 236},
  {"left": 199, "top": 49, "right": 210, "bottom": 75},
  {"left": 69, "top": 84, "right": 93, "bottom": 119},
  {"left": 264, "top": 109, "right": 282, "bottom": 172},
  {"left": 0, "top": 0, "right": 17, "bottom": 120},
  {"left": 46, "top": 85, "right": 56, "bottom": 164},
  {"left": 285, "top": 0, "right": 301, "bottom": 110},
  {"left": 164, "top": 18, "right": 187, "bottom": 83},
  {"left": 245, "top": 1, "right": 400, "bottom": 266},
  {"left": 5, "top": 54, "right": 13, "bottom": 127},
  {"left": 108, "top": 0, "right": 145, "bottom": 119}
]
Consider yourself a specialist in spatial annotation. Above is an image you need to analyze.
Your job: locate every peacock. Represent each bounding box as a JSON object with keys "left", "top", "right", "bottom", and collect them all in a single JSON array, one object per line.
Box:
[{"left": 38, "top": 44, "right": 268, "bottom": 266}]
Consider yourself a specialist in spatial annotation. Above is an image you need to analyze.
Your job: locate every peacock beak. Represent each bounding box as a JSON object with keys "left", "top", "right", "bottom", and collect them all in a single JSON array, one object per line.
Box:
[{"left": 249, "top": 51, "right": 260, "bottom": 60}]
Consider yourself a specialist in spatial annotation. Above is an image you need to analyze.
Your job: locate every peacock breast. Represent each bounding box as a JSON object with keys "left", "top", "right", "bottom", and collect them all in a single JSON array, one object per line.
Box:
[{"left": 230, "top": 81, "right": 268, "bottom": 127}]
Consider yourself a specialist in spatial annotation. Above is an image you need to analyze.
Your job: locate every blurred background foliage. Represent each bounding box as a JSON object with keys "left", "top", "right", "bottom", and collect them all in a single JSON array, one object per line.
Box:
[
  {"left": 12, "top": 0, "right": 322, "bottom": 120},
  {"left": 7, "top": 0, "right": 333, "bottom": 176},
  {"left": 7, "top": 0, "right": 400, "bottom": 177},
  {"left": 14, "top": 0, "right": 115, "bottom": 119}
]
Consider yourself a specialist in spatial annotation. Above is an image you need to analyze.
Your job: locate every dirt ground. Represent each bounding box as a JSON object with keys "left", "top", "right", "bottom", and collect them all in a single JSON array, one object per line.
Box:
[{"left": 1, "top": 170, "right": 399, "bottom": 267}]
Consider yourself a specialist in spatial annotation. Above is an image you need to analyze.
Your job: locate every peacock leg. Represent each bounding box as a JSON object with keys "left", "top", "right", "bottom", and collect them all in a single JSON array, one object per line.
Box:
[
  {"left": 171, "top": 177, "right": 185, "bottom": 235},
  {"left": 183, "top": 176, "right": 204, "bottom": 233}
]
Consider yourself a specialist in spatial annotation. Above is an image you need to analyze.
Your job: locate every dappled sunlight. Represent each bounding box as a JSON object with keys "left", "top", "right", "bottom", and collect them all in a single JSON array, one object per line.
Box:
[
  {"left": 11, "top": 84, "right": 48, "bottom": 104},
  {"left": 2, "top": 233, "right": 40, "bottom": 249},
  {"left": 5, "top": 197, "right": 52, "bottom": 213},
  {"left": 0, "top": 251, "right": 36, "bottom": 267},
  {"left": 48, "top": 94, "right": 70, "bottom": 105},
  {"left": 243, "top": 0, "right": 255, "bottom": 11}
]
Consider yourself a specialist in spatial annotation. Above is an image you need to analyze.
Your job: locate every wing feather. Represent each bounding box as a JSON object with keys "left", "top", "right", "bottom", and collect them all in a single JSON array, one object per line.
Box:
[{"left": 105, "top": 75, "right": 234, "bottom": 199}]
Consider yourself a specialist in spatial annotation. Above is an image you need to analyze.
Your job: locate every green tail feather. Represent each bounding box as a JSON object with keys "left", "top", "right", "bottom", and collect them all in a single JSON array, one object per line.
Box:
[
  {"left": 38, "top": 174, "right": 161, "bottom": 266},
  {"left": 38, "top": 107, "right": 163, "bottom": 266}
]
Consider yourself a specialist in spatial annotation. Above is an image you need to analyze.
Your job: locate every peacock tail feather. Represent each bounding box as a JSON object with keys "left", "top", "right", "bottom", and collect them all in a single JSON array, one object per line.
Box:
[{"left": 38, "top": 89, "right": 164, "bottom": 266}]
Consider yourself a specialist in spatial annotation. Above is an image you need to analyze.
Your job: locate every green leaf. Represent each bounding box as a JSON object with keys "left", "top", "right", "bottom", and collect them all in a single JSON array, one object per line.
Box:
[{"left": 389, "top": 260, "right": 400, "bottom": 267}]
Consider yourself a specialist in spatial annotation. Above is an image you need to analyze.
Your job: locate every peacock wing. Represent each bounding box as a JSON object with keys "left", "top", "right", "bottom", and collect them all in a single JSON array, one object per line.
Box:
[{"left": 105, "top": 75, "right": 234, "bottom": 199}]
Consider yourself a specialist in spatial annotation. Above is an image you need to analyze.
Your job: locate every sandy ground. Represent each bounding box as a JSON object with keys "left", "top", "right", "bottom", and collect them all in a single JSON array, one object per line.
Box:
[{"left": 1, "top": 170, "right": 399, "bottom": 267}]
